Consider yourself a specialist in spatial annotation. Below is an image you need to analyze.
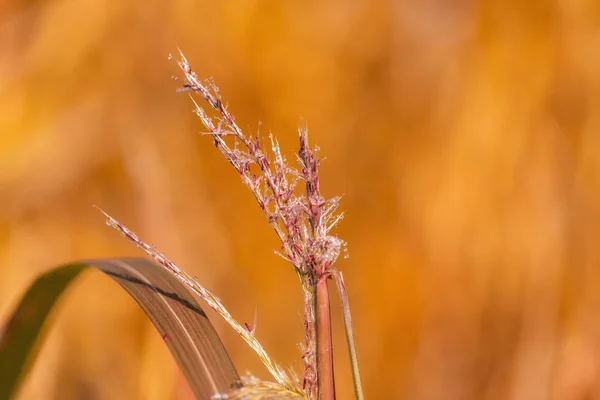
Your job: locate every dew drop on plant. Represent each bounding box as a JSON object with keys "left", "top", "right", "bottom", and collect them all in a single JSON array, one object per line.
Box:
[
  {"left": 343, "top": 247, "right": 350, "bottom": 259},
  {"left": 167, "top": 53, "right": 173, "bottom": 60}
]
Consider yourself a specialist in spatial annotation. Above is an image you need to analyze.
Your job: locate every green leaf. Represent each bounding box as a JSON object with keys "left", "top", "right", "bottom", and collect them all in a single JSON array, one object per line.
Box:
[{"left": 0, "top": 258, "right": 241, "bottom": 400}]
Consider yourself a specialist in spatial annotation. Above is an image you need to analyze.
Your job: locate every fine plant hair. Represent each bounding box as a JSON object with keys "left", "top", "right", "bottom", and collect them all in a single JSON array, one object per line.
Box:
[{"left": 102, "top": 50, "right": 363, "bottom": 400}]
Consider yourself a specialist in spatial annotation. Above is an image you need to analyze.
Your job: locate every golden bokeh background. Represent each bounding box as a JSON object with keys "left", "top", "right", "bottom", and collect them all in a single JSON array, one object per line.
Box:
[{"left": 2, "top": 0, "right": 600, "bottom": 399}]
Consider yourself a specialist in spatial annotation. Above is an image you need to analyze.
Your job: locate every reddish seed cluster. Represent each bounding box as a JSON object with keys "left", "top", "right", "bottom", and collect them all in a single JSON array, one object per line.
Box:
[{"left": 177, "top": 52, "right": 346, "bottom": 398}]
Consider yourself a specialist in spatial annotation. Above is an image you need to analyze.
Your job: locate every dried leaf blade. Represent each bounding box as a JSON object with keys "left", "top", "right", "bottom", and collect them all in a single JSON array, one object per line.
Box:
[{"left": 0, "top": 258, "right": 241, "bottom": 400}]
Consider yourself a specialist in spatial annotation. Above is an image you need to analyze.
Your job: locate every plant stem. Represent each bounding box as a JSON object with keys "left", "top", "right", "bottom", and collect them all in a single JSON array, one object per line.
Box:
[
  {"left": 332, "top": 271, "right": 363, "bottom": 400},
  {"left": 316, "top": 277, "right": 335, "bottom": 400}
]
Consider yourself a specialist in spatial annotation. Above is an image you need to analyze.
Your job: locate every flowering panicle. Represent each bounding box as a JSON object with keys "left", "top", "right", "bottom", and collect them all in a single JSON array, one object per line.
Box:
[{"left": 176, "top": 50, "right": 346, "bottom": 398}]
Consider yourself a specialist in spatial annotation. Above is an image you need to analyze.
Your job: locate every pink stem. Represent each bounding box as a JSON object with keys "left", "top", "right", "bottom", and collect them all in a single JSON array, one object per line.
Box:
[{"left": 316, "top": 277, "right": 335, "bottom": 400}]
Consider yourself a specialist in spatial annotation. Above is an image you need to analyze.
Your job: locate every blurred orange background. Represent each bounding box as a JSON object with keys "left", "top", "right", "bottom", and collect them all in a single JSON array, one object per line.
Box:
[{"left": 2, "top": 0, "right": 600, "bottom": 399}]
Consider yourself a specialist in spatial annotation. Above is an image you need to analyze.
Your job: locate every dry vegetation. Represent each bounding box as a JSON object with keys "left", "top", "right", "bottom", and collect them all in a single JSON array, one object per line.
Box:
[{"left": 2, "top": 1, "right": 600, "bottom": 399}]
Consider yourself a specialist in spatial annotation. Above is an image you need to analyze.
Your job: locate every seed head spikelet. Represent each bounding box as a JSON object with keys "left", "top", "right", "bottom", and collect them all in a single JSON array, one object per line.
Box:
[{"left": 175, "top": 51, "right": 348, "bottom": 398}]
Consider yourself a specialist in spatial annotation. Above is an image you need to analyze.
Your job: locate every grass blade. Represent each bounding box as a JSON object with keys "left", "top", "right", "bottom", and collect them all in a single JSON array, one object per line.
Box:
[
  {"left": 0, "top": 264, "right": 84, "bottom": 400},
  {"left": 0, "top": 258, "right": 241, "bottom": 400},
  {"left": 331, "top": 271, "right": 363, "bottom": 400}
]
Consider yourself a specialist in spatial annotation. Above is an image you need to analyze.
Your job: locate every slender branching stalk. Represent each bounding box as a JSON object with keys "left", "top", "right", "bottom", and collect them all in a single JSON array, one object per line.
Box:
[{"left": 98, "top": 208, "right": 303, "bottom": 399}]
